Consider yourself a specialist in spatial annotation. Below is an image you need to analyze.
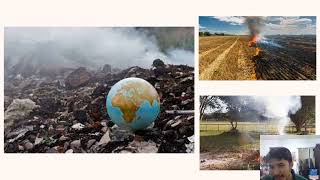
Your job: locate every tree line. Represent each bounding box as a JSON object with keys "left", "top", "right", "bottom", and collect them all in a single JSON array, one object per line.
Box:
[
  {"left": 200, "top": 96, "right": 315, "bottom": 134},
  {"left": 199, "top": 32, "right": 226, "bottom": 37}
]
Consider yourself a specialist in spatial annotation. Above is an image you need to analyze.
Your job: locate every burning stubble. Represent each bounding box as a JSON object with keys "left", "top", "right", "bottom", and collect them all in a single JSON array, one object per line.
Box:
[
  {"left": 245, "top": 16, "right": 267, "bottom": 37},
  {"left": 245, "top": 17, "right": 267, "bottom": 57}
]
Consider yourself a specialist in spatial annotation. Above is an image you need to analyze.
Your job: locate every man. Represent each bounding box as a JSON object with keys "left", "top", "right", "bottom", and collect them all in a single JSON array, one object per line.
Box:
[{"left": 262, "top": 147, "right": 308, "bottom": 180}]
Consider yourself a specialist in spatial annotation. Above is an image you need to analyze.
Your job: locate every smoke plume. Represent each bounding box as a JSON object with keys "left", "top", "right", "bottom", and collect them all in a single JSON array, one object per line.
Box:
[
  {"left": 4, "top": 27, "right": 194, "bottom": 72},
  {"left": 245, "top": 16, "right": 267, "bottom": 36},
  {"left": 210, "top": 96, "right": 302, "bottom": 135},
  {"left": 251, "top": 96, "right": 301, "bottom": 134}
]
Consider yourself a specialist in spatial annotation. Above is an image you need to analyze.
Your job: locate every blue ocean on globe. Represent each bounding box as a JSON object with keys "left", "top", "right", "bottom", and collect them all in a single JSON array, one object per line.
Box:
[{"left": 106, "top": 77, "right": 160, "bottom": 131}]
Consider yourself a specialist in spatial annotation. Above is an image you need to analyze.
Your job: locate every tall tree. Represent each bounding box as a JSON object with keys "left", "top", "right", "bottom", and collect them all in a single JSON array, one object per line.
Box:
[
  {"left": 220, "top": 96, "right": 243, "bottom": 131},
  {"left": 290, "top": 96, "right": 315, "bottom": 133},
  {"left": 200, "top": 96, "right": 253, "bottom": 131}
]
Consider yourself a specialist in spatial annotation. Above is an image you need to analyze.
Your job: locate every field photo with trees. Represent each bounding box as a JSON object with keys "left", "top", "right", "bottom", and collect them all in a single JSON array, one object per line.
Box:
[{"left": 200, "top": 96, "right": 315, "bottom": 170}]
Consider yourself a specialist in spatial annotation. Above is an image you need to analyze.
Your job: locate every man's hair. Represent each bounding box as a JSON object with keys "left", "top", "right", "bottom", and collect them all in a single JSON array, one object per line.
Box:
[{"left": 265, "top": 147, "right": 293, "bottom": 163}]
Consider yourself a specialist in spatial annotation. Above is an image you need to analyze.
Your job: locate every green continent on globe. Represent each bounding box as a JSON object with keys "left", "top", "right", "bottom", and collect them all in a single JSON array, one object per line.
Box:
[{"left": 111, "top": 81, "right": 160, "bottom": 123}]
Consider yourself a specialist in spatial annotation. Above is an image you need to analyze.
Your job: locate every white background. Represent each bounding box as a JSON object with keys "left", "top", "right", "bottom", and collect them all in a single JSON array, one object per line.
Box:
[
  {"left": 260, "top": 135, "right": 320, "bottom": 156},
  {"left": 0, "top": 0, "right": 319, "bottom": 180}
]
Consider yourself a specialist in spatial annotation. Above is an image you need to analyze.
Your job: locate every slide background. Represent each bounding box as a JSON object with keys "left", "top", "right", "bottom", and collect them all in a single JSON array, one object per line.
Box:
[{"left": 0, "top": 0, "right": 319, "bottom": 179}]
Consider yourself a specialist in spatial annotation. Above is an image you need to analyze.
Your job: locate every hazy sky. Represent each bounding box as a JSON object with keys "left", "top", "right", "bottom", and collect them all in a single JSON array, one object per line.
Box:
[
  {"left": 199, "top": 16, "right": 316, "bottom": 35},
  {"left": 5, "top": 27, "right": 194, "bottom": 69}
]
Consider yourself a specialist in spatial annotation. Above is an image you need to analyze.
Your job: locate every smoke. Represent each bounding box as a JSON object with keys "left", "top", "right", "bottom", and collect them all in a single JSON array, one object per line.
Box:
[
  {"left": 259, "top": 37, "right": 283, "bottom": 48},
  {"left": 251, "top": 96, "right": 302, "bottom": 135},
  {"left": 212, "top": 96, "right": 302, "bottom": 135},
  {"left": 252, "top": 96, "right": 301, "bottom": 118},
  {"left": 245, "top": 16, "right": 267, "bottom": 36},
  {"left": 4, "top": 27, "right": 194, "bottom": 71}
]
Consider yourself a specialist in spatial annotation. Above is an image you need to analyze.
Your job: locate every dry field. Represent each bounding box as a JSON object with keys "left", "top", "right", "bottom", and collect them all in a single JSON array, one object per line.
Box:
[
  {"left": 199, "top": 35, "right": 316, "bottom": 80},
  {"left": 199, "top": 36, "right": 257, "bottom": 80}
]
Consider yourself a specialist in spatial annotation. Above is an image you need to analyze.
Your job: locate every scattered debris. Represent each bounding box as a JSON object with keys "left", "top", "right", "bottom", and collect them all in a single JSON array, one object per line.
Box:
[
  {"left": 72, "top": 123, "right": 85, "bottom": 130},
  {"left": 98, "top": 130, "right": 111, "bottom": 146},
  {"left": 4, "top": 60, "right": 194, "bottom": 153},
  {"left": 4, "top": 99, "right": 39, "bottom": 130},
  {"left": 65, "top": 67, "right": 92, "bottom": 89}
]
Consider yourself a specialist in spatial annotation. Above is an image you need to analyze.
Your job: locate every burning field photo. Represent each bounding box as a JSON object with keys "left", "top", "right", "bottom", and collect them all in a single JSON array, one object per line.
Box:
[
  {"left": 4, "top": 27, "right": 194, "bottom": 153},
  {"left": 199, "top": 16, "right": 316, "bottom": 80},
  {"left": 200, "top": 96, "right": 315, "bottom": 170}
]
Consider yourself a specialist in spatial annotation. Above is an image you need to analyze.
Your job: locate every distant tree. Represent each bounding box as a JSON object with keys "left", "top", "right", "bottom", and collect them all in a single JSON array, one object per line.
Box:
[
  {"left": 200, "top": 96, "right": 254, "bottom": 132},
  {"left": 214, "top": 33, "right": 225, "bottom": 36},
  {"left": 203, "top": 31, "right": 211, "bottom": 36},
  {"left": 219, "top": 96, "right": 256, "bottom": 132},
  {"left": 227, "top": 109, "right": 239, "bottom": 130},
  {"left": 290, "top": 96, "right": 315, "bottom": 133},
  {"left": 219, "top": 97, "right": 241, "bottom": 131},
  {"left": 199, "top": 32, "right": 204, "bottom": 37}
]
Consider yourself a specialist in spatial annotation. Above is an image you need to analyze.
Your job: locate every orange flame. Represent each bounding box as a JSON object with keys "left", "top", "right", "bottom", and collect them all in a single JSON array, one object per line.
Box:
[
  {"left": 257, "top": 155, "right": 261, "bottom": 163},
  {"left": 255, "top": 47, "right": 261, "bottom": 56},
  {"left": 251, "top": 35, "right": 258, "bottom": 43},
  {"left": 249, "top": 34, "right": 258, "bottom": 47},
  {"left": 248, "top": 35, "right": 261, "bottom": 57}
]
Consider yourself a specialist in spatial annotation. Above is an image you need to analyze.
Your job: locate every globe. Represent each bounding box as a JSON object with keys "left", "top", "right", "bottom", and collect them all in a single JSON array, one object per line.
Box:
[{"left": 106, "top": 77, "right": 160, "bottom": 131}]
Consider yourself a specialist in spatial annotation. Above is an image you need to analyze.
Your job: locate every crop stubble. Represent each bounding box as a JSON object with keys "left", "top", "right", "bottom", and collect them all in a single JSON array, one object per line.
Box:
[
  {"left": 199, "top": 35, "right": 316, "bottom": 80},
  {"left": 199, "top": 36, "right": 257, "bottom": 80}
]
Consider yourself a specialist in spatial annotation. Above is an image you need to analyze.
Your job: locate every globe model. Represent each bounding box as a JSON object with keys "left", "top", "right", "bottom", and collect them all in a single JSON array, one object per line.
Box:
[{"left": 106, "top": 77, "right": 160, "bottom": 131}]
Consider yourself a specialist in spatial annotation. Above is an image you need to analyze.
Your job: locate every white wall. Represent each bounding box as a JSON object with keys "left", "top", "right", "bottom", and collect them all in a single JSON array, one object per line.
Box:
[{"left": 260, "top": 135, "right": 320, "bottom": 156}]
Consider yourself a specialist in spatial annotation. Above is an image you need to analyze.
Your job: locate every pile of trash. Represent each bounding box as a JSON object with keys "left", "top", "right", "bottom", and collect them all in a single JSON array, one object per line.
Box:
[{"left": 4, "top": 59, "right": 194, "bottom": 153}]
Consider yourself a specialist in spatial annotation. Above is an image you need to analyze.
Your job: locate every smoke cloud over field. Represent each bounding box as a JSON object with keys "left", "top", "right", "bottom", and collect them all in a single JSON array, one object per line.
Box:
[
  {"left": 250, "top": 96, "right": 301, "bottom": 119},
  {"left": 245, "top": 16, "right": 267, "bottom": 36},
  {"left": 208, "top": 96, "right": 302, "bottom": 134},
  {"left": 5, "top": 27, "right": 194, "bottom": 71},
  {"left": 251, "top": 96, "right": 301, "bottom": 134}
]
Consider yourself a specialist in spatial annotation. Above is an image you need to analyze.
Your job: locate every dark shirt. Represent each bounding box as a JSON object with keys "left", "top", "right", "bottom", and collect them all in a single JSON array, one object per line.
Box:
[{"left": 261, "top": 170, "right": 308, "bottom": 180}]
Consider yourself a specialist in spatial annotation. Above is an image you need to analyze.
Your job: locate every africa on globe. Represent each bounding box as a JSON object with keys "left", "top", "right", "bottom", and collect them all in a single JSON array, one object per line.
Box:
[{"left": 106, "top": 77, "right": 160, "bottom": 131}]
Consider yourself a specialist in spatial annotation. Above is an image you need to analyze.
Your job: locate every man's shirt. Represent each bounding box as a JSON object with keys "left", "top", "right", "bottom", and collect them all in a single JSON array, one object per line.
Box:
[{"left": 261, "top": 170, "right": 308, "bottom": 180}]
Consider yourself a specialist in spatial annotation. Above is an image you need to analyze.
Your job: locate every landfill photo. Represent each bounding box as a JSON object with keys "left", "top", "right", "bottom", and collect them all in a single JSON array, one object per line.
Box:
[{"left": 4, "top": 27, "right": 195, "bottom": 153}]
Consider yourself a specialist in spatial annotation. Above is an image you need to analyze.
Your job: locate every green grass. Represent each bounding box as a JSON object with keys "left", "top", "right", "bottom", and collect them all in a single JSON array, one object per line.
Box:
[
  {"left": 200, "top": 121, "right": 315, "bottom": 153},
  {"left": 200, "top": 131, "right": 260, "bottom": 153}
]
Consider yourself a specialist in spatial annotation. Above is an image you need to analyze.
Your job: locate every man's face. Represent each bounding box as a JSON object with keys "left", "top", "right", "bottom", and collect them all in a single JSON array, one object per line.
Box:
[{"left": 269, "top": 159, "right": 293, "bottom": 180}]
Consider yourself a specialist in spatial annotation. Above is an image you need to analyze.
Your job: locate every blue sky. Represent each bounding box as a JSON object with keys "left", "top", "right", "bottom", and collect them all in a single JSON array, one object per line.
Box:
[{"left": 199, "top": 16, "right": 316, "bottom": 35}]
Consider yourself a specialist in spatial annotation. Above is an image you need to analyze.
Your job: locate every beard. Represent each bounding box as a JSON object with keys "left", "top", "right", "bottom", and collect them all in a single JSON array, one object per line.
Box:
[{"left": 274, "top": 175, "right": 287, "bottom": 180}]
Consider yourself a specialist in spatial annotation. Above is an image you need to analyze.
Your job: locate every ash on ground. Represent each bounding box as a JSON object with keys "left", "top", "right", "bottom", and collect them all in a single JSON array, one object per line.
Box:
[{"left": 4, "top": 59, "right": 194, "bottom": 153}]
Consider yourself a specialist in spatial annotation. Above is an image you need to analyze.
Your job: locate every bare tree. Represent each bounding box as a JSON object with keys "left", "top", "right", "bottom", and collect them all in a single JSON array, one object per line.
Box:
[
  {"left": 200, "top": 96, "right": 260, "bottom": 134},
  {"left": 228, "top": 109, "right": 239, "bottom": 130},
  {"left": 200, "top": 96, "right": 246, "bottom": 132},
  {"left": 218, "top": 96, "right": 255, "bottom": 132},
  {"left": 199, "top": 96, "right": 215, "bottom": 121}
]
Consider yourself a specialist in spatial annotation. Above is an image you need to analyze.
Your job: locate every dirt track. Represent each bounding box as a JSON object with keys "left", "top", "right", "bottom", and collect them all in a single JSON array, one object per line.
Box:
[
  {"left": 200, "top": 37, "right": 239, "bottom": 79},
  {"left": 199, "top": 36, "right": 256, "bottom": 80}
]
